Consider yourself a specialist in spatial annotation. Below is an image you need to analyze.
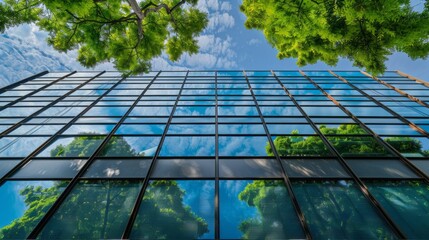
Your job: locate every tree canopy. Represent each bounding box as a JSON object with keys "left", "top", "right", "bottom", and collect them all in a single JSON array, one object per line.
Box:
[
  {"left": 0, "top": 0, "right": 208, "bottom": 75},
  {"left": 240, "top": 0, "right": 429, "bottom": 75}
]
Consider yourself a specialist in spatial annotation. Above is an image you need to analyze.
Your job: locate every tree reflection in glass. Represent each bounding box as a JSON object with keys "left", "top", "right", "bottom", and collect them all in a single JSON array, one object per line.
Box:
[
  {"left": 292, "top": 180, "right": 396, "bottom": 239},
  {"left": 367, "top": 181, "right": 429, "bottom": 239},
  {"left": 220, "top": 180, "right": 305, "bottom": 239},
  {"left": 131, "top": 180, "right": 214, "bottom": 239},
  {"left": 0, "top": 181, "right": 67, "bottom": 239},
  {"left": 268, "top": 124, "right": 429, "bottom": 158}
]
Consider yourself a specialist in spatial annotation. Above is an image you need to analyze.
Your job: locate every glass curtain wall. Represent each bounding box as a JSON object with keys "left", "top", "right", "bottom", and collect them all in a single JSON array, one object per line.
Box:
[{"left": 0, "top": 70, "right": 428, "bottom": 239}]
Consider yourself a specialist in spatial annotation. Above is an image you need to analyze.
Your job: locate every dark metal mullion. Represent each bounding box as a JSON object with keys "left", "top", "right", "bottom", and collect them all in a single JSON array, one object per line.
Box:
[
  {"left": 360, "top": 71, "right": 429, "bottom": 108},
  {"left": 214, "top": 71, "right": 220, "bottom": 240},
  {"left": 121, "top": 71, "right": 189, "bottom": 239},
  {"left": 324, "top": 71, "right": 429, "bottom": 182},
  {"left": 243, "top": 70, "right": 313, "bottom": 240},
  {"left": 290, "top": 71, "right": 406, "bottom": 239},
  {"left": 330, "top": 71, "right": 429, "bottom": 138},
  {"left": 27, "top": 71, "right": 161, "bottom": 239},
  {"left": 272, "top": 71, "right": 406, "bottom": 239},
  {"left": 0, "top": 72, "right": 105, "bottom": 137}
]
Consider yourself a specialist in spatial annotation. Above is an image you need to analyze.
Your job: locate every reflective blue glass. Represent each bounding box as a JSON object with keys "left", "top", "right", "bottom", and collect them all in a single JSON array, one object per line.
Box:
[{"left": 160, "top": 136, "right": 215, "bottom": 156}]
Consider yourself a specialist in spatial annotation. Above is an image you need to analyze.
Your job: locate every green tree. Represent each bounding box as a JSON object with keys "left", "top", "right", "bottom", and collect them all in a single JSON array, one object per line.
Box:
[
  {"left": 0, "top": 135, "right": 208, "bottom": 239},
  {"left": 0, "top": 0, "right": 208, "bottom": 75},
  {"left": 240, "top": 0, "right": 429, "bottom": 74}
]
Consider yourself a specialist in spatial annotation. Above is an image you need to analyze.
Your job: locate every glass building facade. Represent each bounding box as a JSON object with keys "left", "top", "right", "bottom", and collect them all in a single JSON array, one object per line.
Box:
[{"left": 0, "top": 70, "right": 428, "bottom": 239}]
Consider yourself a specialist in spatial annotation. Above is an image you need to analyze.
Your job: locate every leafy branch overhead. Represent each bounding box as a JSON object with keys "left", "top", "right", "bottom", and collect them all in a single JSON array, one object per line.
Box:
[
  {"left": 240, "top": 0, "right": 429, "bottom": 75},
  {"left": 0, "top": 0, "right": 208, "bottom": 74}
]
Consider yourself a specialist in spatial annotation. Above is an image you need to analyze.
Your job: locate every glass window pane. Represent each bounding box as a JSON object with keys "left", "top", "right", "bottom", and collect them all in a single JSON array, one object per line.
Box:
[
  {"left": 84, "top": 106, "right": 129, "bottom": 117},
  {"left": 12, "top": 160, "right": 87, "bottom": 179},
  {"left": 383, "top": 137, "right": 429, "bottom": 158},
  {"left": 0, "top": 137, "right": 49, "bottom": 157},
  {"left": 326, "top": 136, "right": 392, "bottom": 157},
  {"left": 152, "top": 159, "right": 214, "bottom": 178},
  {"left": 220, "top": 159, "right": 282, "bottom": 178},
  {"left": 220, "top": 180, "right": 305, "bottom": 239},
  {"left": 218, "top": 106, "right": 259, "bottom": 116},
  {"left": 218, "top": 124, "right": 265, "bottom": 134},
  {"left": 0, "top": 160, "right": 21, "bottom": 178},
  {"left": 160, "top": 136, "right": 215, "bottom": 157},
  {"left": 168, "top": 124, "right": 215, "bottom": 134},
  {"left": 260, "top": 106, "right": 302, "bottom": 116},
  {"left": 367, "top": 181, "right": 429, "bottom": 239},
  {"left": 174, "top": 106, "right": 215, "bottom": 116},
  {"left": 130, "top": 180, "right": 215, "bottom": 239},
  {"left": 0, "top": 181, "right": 67, "bottom": 239},
  {"left": 272, "top": 136, "right": 332, "bottom": 157},
  {"left": 84, "top": 159, "right": 151, "bottom": 178},
  {"left": 9, "top": 125, "right": 64, "bottom": 135},
  {"left": 37, "top": 180, "right": 142, "bottom": 239},
  {"left": 130, "top": 106, "right": 172, "bottom": 116},
  {"left": 318, "top": 124, "right": 368, "bottom": 135},
  {"left": 115, "top": 124, "right": 165, "bottom": 135},
  {"left": 37, "top": 136, "right": 105, "bottom": 158},
  {"left": 267, "top": 124, "right": 315, "bottom": 135},
  {"left": 292, "top": 180, "right": 396, "bottom": 239},
  {"left": 99, "top": 136, "right": 161, "bottom": 157},
  {"left": 63, "top": 124, "right": 115, "bottom": 135},
  {"left": 302, "top": 107, "right": 347, "bottom": 117},
  {"left": 347, "top": 160, "right": 419, "bottom": 178},
  {"left": 282, "top": 159, "right": 349, "bottom": 178},
  {"left": 219, "top": 136, "right": 269, "bottom": 156}
]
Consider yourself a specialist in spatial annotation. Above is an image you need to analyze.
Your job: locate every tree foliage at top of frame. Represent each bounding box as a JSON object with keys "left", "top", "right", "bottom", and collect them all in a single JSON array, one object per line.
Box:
[
  {"left": 0, "top": 0, "right": 208, "bottom": 75},
  {"left": 240, "top": 0, "right": 429, "bottom": 75}
]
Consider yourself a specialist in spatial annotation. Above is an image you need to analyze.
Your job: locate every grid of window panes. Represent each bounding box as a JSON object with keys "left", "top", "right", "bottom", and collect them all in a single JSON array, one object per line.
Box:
[{"left": 0, "top": 70, "right": 428, "bottom": 239}]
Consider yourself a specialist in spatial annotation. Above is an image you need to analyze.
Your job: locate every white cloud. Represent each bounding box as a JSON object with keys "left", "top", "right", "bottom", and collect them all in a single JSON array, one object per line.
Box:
[
  {"left": 248, "top": 38, "right": 260, "bottom": 45},
  {"left": 207, "top": 12, "right": 235, "bottom": 32},
  {"left": 0, "top": 34, "right": 72, "bottom": 87},
  {"left": 220, "top": 2, "right": 232, "bottom": 11}
]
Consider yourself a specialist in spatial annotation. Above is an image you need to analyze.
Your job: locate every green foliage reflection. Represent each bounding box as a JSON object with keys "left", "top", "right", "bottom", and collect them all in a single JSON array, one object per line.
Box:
[
  {"left": 131, "top": 180, "right": 209, "bottom": 239},
  {"left": 267, "top": 124, "right": 429, "bottom": 157},
  {"left": 237, "top": 180, "right": 304, "bottom": 239},
  {"left": 0, "top": 181, "right": 67, "bottom": 240}
]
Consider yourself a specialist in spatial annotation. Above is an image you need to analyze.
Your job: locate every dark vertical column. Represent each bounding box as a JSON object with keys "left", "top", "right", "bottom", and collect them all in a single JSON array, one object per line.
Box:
[
  {"left": 271, "top": 70, "right": 406, "bottom": 239},
  {"left": 27, "top": 71, "right": 162, "bottom": 239},
  {"left": 121, "top": 71, "right": 189, "bottom": 239},
  {"left": 243, "top": 70, "right": 313, "bottom": 240},
  {"left": 214, "top": 71, "right": 220, "bottom": 240}
]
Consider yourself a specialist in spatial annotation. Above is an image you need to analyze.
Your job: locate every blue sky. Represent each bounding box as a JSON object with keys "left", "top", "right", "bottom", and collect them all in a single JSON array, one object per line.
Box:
[{"left": 0, "top": 0, "right": 428, "bottom": 87}]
